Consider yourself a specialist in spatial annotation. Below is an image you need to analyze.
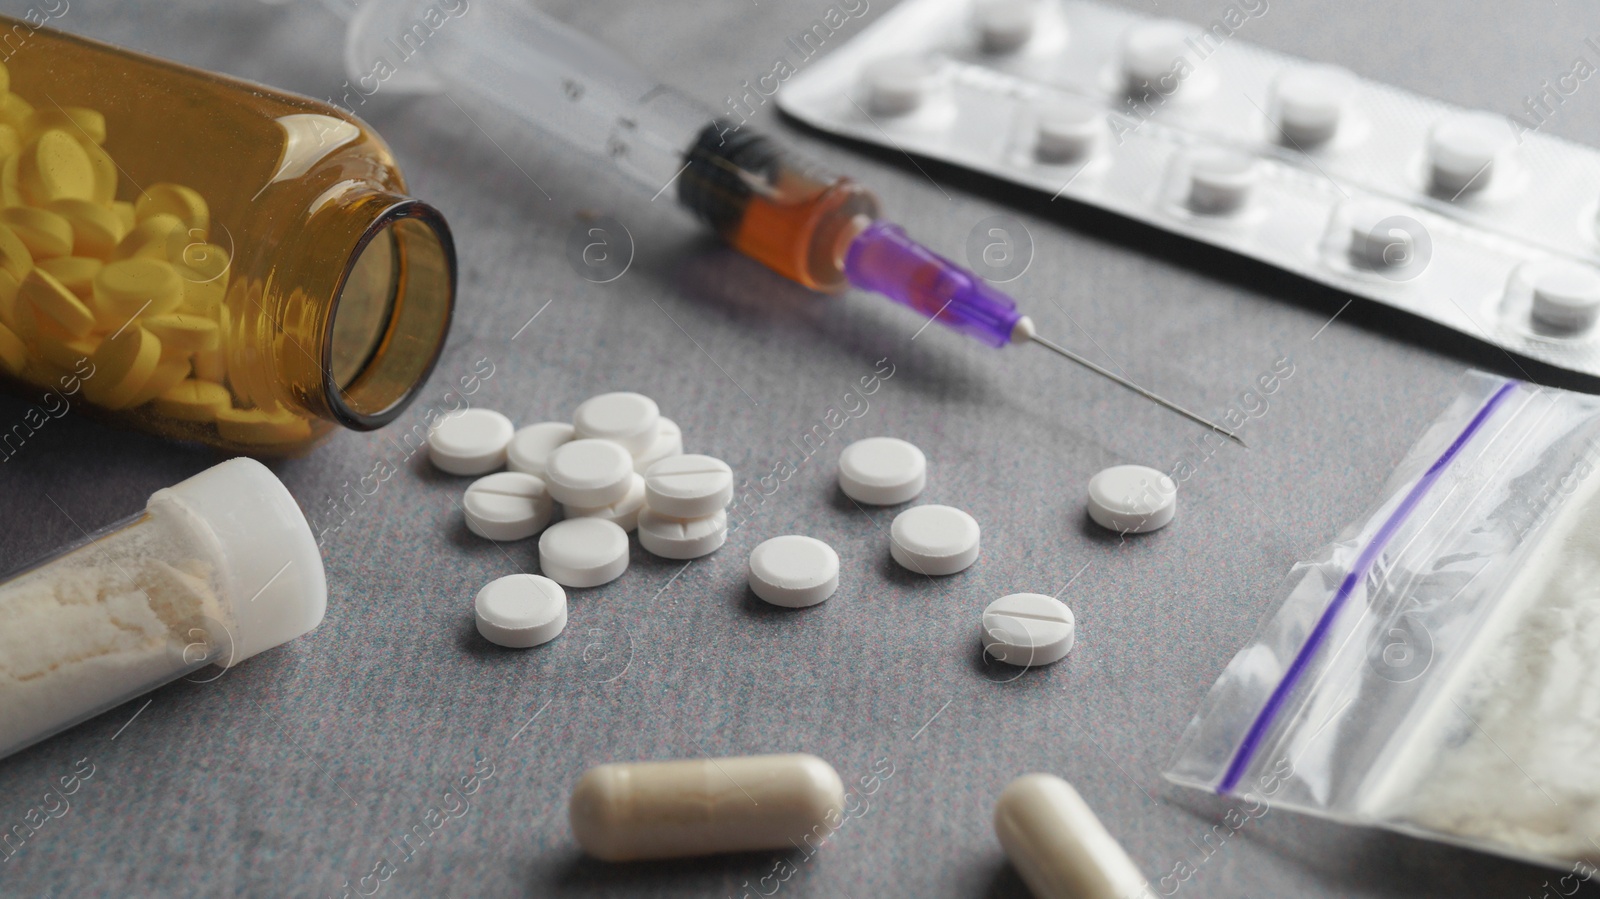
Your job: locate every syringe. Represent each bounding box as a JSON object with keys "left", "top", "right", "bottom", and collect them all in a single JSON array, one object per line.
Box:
[{"left": 342, "top": 0, "right": 1242, "bottom": 445}]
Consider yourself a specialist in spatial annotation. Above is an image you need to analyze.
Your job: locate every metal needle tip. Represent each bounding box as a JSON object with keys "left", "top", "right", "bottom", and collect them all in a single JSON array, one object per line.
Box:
[{"left": 1027, "top": 332, "right": 1247, "bottom": 448}]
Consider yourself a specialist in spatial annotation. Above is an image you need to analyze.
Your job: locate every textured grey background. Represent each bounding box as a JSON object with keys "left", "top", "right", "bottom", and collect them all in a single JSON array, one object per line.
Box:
[{"left": 2, "top": 0, "right": 1599, "bottom": 896}]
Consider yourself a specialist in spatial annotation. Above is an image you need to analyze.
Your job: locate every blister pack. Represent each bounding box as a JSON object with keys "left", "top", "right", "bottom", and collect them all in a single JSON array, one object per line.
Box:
[{"left": 776, "top": 0, "right": 1600, "bottom": 379}]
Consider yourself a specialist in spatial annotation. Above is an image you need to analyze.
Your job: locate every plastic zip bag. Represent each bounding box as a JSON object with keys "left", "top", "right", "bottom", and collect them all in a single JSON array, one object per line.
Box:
[{"left": 1167, "top": 371, "right": 1600, "bottom": 870}]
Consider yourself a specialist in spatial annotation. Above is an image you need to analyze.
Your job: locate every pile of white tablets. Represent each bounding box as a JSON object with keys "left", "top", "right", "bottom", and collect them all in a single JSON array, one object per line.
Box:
[
  {"left": 427, "top": 392, "right": 733, "bottom": 648},
  {"left": 435, "top": 405, "right": 1163, "bottom": 671}
]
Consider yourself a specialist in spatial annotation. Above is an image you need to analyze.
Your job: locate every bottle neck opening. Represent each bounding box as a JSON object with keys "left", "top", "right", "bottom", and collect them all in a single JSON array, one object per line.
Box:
[{"left": 321, "top": 196, "right": 455, "bottom": 429}]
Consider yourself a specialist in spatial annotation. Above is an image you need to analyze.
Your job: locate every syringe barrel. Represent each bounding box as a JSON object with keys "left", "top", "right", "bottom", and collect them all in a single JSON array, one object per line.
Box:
[
  {"left": 345, "top": 0, "right": 708, "bottom": 193},
  {"left": 843, "top": 221, "right": 1023, "bottom": 347}
]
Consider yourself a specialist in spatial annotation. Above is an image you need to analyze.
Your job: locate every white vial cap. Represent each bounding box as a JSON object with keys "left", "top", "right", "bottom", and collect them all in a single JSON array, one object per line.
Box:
[
  {"left": 152, "top": 457, "right": 327, "bottom": 666},
  {"left": 1086, "top": 464, "right": 1176, "bottom": 534},
  {"left": 1186, "top": 149, "right": 1257, "bottom": 215},
  {"left": 1428, "top": 113, "right": 1514, "bottom": 196},
  {"left": 974, "top": 0, "right": 1039, "bottom": 54},
  {"left": 1529, "top": 260, "right": 1600, "bottom": 332},
  {"left": 1271, "top": 65, "right": 1352, "bottom": 148},
  {"left": 1034, "top": 100, "right": 1102, "bottom": 163},
  {"left": 1120, "top": 20, "right": 1193, "bottom": 97},
  {"left": 862, "top": 55, "right": 938, "bottom": 117}
]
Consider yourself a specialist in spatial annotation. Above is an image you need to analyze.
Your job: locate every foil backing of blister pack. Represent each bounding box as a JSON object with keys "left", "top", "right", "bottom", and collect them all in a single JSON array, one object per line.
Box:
[{"left": 776, "top": 0, "right": 1600, "bottom": 379}]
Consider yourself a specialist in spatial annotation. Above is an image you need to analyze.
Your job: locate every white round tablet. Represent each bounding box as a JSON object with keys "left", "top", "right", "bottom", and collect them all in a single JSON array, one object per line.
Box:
[
  {"left": 1271, "top": 65, "right": 1352, "bottom": 148},
  {"left": 573, "top": 392, "right": 660, "bottom": 455},
  {"left": 638, "top": 508, "right": 728, "bottom": 560},
  {"left": 474, "top": 574, "right": 567, "bottom": 648},
  {"left": 1120, "top": 20, "right": 1193, "bottom": 96},
  {"left": 862, "top": 55, "right": 937, "bottom": 117},
  {"left": 427, "top": 408, "right": 514, "bottom": 475},
  {"left": 1086, "top": 464, "right": 1176, "bottom": 534},
  {"left": 633, "top": 416, "right": 683, "bottom": 474},
  {"left": 1034, "top": 100, "right": 1102, "bottom": 163},
  {"left": 889, "top": 505, "right": 981, "bottom": 576},
  {"left": 1529, "top": 260, "right": 1600, "bottom": 332},
  {"left": 748, "top": 536, "right": 840, "bottom": 608},
  {"left": 1186, "top": 149, "right": 1257, "bottom": 215},
  {"left": 982, "top": 593, "right": 1075, "bottom": 667},
  {"left": 643, "top": 454, "right": 734, "bottom": 519},
  {"left": 1346, "top": 200, "right": 1423, "bottom": 270},
  {"left": 463, "top": 472, "right": 553, "bottom": 541},
  {"left": 974, "top": 0, "right": 1038, "bottom": 54},
  {"left": 1428, "top": 113, "right": 1513, "bottom": 196},
  {"left": 838, "top": 437, "right": 927, "bottom": 506},
  {"left": 545, "top": 439, "right": 635, "bottom": 507},
  {"left": 538, "top": 517, "right": 630, "bottom": 588},
  {"left": 569, "top": 473, "right": 648, "bottom": 532},
  {"left": 506, "top": 421, "right": 574, "bottom": 478}
]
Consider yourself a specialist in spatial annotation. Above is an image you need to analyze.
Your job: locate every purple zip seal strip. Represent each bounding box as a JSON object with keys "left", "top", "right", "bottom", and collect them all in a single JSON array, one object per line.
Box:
[{"left": 1216, "top": 379, "right": 1519, "bottom": 795}]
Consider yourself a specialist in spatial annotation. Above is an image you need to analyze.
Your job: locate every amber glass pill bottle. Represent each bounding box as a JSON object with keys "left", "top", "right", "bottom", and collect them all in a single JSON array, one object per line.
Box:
[{"left": 0, "top": 18, "right": 455, "bottom": 454}]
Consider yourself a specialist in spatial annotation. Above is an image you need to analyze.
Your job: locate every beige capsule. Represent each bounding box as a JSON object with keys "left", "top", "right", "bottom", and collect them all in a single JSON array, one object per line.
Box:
[
  {"left": 994, "top": 774, "right": 1156, "bottom": 899},
  {"left": 570, "top": 753, "right": 846, "bottom": 861}
]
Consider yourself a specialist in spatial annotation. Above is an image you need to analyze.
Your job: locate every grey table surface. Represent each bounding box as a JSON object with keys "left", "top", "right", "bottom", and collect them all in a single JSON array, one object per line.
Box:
[{"left": 3, "top": 0, "right": 1599, "bottom": 896}]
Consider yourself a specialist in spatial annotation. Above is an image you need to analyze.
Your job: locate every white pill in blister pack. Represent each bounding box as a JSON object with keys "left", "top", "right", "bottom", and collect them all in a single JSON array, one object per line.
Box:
[
  {"left": 1185, "top": 149, "right": 1257, "bottom": 215},
  {"left": 507, "top": 421, "right": 574, "bottom": 478},
  {"left": 861, "top": 55, "right": 939, "bottom": 117},
  {"left": 475, "top": 574, "right": 567, "bottom": 648},
  {"left": 539, "top": 517, "right": 630, "bottom": 588},
  {"left": 1530, "top": 261, "right": 1600, "bottom": 333},
  {"left": 1033, "top": 100, "right": 1101, "bottom": 163},
  {"left": 889, "top": 504, "right": 980, "bottom": 576},
  {"left": 973, "top": 0, "right": 1039, "bottom": 54},
  {"left": 546, "top": 439, "right": 636, "bottom": 507},
  {"left": 1428, "top": 113, "right": 1513, "bottom": 196},
  {"left": 748, "top": 536, "right": 840, "bottom": 608},
  {"left": 1271, "top": 65, "right": 1353, "bottom": 148},
  {"left": 779, "top": 0, "right": 1600, "bottom": 378},
  {"left": 463, "top": 472, "right": 554, "bottom": 541},
  {"left": 428, "top": 409, "right": 515, "bottom": 475}
]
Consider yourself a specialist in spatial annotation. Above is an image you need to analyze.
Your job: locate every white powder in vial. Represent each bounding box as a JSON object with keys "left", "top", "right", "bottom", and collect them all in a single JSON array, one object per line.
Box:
[
  {"left": 0, "top": 496, "right": 229, "bottom": 758},
  {"left": 1371, "top": 470, "right": 1600, "bottom": 862}
]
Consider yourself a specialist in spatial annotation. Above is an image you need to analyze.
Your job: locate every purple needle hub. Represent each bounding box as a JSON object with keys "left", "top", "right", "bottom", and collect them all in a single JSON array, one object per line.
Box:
[{"left": 843, "top": 220, "right": 1024, "bottom": 347}]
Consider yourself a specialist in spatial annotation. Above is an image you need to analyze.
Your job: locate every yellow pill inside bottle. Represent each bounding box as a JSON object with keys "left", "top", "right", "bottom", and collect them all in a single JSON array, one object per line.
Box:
[
  {"left": 46, "top": 198, "right": 126, "bottom": 258},
  {"left": 109, "top": 213, "right": 191, "bottom": 262},
  {"left": 37, "top": 256, "right": 102, "bottom": 299},
  {"left": 144, "top": 311, "right": 219, "bottom": 353},
  {"left": 19, "top": 267, "right": 94, "bottom": 337},
  {"left": 82, "top": 325, "right": 160, "bottom": 410},
  {"left": 0, "top": 223, "right": 30, "bottom": 281},
  {"left": 92, "top": 257, "right": 184, "bottom": 326},
  {"left": 18, "top": 129, "right": 96, "bottom": 205},
  {"left": 152, "top": 378, "right": 231, "bottom": 422},
  {"left": 135, "top": 183, "right": 208, "bottom": 235},
  {"left": 25, "top": 106, "right": 106, "bottom": 145},
  {"left": 0, "top": 205, "right": 75, "bottom": 258}
]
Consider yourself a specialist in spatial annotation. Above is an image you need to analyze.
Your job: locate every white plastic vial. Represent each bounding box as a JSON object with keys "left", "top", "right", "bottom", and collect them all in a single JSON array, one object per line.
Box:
[{"left": 0, "top": 457, "right": 327, "bottom": 760}]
